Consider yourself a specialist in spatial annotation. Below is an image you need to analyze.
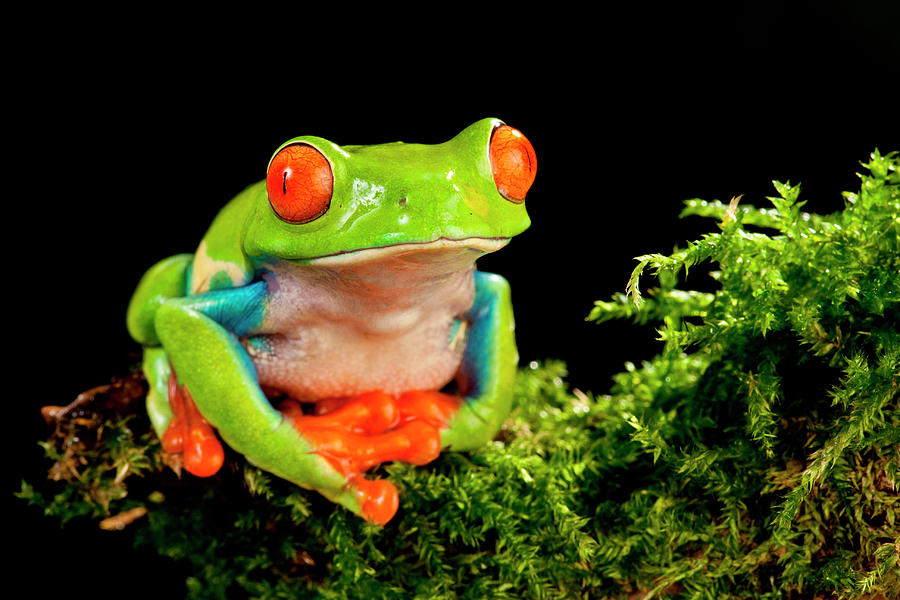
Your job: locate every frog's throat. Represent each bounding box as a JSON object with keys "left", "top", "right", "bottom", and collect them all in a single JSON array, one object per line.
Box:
[{"left": 301, "top": 236, "right": 510, "bottom": 266}]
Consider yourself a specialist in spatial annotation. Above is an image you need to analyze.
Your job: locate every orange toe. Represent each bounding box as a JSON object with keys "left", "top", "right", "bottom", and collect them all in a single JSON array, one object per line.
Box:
[
  {"left": 163, "top": 373, "right": 225, "bottom": 478},
  {"left": 398, "top": 390, "right": 461, "bottom": 428},
  {"left": 392, "top": 420, "right": 442, "bottom": 466},
  {"left": 294, "top": 391, "right": 399, "bottom": 435},
  {"left": 161, "top": 416, "right": 185, "bottom": 454},
  {"left": 183, "top": 423, "right": 225, "bottom": 477},
  {"left": 355, "top": 478, "right": 399, "bottom": 525}
]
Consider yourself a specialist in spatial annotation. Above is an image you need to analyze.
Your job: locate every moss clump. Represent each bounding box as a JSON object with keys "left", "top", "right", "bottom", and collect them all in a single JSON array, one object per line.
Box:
[
  {"left": 586, "top": 149, "right": 899, "bottom": 598},
  {"left": 20, "top": 151, "right": 899, "bottom": 598}
]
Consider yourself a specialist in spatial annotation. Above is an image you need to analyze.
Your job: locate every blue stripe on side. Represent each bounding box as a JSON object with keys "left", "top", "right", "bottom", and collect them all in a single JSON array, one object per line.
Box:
[
  {"left": 461, "top": 271, "right": 502, "bottom": 398},
  {"left": 187, "top": 280, "right": 269, "bottom": 337}
]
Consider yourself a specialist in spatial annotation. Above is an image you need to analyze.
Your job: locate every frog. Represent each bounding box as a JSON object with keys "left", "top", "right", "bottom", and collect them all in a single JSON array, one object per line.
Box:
[{"left": 126, "top": 118, "right": 536, "bottom": 525}]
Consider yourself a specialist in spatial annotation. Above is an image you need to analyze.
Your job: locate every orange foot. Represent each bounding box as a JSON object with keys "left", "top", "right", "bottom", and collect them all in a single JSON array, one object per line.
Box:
[
  {"left": 161, "top": 374, "right": 225, "bottom": 478},
  {"left": 282, "top": 390, "right": 461, "bottom": 524}
]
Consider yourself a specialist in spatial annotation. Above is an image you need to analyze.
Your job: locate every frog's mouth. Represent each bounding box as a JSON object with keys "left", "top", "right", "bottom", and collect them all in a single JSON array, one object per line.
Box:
[{"left": 303, "top": 236, "right": 510, "bottom": 266}]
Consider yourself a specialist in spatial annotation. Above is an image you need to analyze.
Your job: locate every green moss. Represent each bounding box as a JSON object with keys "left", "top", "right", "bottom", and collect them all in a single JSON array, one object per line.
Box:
[{"left": 19, "top": 151, "right": 899, "bottom": 598}]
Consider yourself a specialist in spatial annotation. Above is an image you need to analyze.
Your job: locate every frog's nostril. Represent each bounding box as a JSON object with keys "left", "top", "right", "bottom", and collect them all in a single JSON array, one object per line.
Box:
[{"left": 398, "top": 196, "right": 408, "bottom": 208}]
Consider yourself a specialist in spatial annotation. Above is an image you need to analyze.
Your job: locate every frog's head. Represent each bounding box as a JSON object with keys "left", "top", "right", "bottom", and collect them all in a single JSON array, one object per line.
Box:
[{"left": 242, "top": 118, "right": 534, "bottom": 265}]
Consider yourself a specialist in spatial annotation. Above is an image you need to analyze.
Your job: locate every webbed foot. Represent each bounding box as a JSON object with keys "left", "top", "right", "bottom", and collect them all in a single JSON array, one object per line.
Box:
[
  {"left": 280, "top": 390, "right": 461, "bottom": 524},
  {"left": 160, "top": 375, "right": 225, "bottom": 478}
]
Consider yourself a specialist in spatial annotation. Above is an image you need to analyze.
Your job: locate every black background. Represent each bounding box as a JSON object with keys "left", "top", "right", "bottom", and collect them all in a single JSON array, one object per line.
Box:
[{"left": 11, "top": 3, "right": 899, "bottom": 597}]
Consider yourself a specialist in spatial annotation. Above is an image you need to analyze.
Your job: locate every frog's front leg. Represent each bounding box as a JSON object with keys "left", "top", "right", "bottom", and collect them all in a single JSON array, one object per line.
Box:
[
  {"left": 152, "top": 282, "right": 394, "bottom": 523},
  {"left": 442, "top": 270, "right": 518, "bottom": 451}
]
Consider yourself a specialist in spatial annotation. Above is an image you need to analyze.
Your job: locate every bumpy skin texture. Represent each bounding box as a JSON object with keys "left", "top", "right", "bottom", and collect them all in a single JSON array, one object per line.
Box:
[{"left": 126, "top": 119, "right": 533, "bottom": 523}]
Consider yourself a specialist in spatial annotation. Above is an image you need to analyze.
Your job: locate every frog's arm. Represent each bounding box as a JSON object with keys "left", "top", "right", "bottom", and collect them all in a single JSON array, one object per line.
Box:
[
  {"left": 152, "top": 284, "right": 366, "bottom": 516},
  {"left": 442, "top": 270, "right": 518, "bottom": 451}
]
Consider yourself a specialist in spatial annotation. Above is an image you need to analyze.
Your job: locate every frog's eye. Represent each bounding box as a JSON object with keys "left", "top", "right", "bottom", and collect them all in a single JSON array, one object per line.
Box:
[
  {"left": 490, "top": 125, "right": 536, "bottom": 203},
  {"left": 266, "top": 143, "right": 334, "bottom": 223}
]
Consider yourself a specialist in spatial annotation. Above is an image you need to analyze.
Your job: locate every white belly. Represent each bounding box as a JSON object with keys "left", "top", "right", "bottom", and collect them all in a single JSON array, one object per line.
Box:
[{"left": 242, "top": 252, "right": 477, "bottom": 402}]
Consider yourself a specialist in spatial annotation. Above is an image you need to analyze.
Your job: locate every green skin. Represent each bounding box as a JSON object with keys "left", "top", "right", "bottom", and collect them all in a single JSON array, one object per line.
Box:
[{"left": 126, "top": 118, "right": 530, "bottom": 519}]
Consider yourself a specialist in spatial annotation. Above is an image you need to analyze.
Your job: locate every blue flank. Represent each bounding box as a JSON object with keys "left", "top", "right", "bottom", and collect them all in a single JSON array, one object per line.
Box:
[
  {"left": 461, "top": 271, "right": 501, "bottom": 399},
  {"left": 188, "top": 280, "right": 269, "bottom": 337},
  {"left": 178, "top": 280, "right": 270, "bottom": 385}
]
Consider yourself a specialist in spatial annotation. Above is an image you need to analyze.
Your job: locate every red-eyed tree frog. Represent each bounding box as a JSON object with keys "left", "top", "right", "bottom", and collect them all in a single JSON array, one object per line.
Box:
[{"left": 126, "top": 119, "right": 535, "bottom": 524}]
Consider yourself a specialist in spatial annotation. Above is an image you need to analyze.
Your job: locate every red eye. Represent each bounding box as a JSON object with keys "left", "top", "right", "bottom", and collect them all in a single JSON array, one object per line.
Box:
[
  {"left": 266, "top": 144, "right": 334, "bottom": 223},
  {"left": 490, "top": 125, "right": 536, "bottom": 203}
]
